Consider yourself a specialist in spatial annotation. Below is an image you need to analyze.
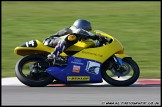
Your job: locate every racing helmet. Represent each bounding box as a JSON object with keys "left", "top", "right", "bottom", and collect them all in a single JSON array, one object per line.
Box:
[{"left": 72, "top": 19, "right": 92, "bottom": 31}]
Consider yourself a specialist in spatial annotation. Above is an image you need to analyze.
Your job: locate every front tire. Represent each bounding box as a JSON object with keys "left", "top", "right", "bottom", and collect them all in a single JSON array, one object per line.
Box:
[
  {"left": 15, "top": 54, "right": 54, "bottom": 87},
  {"left": 102, "top": 57, "right": 140, "bottom": 86}
]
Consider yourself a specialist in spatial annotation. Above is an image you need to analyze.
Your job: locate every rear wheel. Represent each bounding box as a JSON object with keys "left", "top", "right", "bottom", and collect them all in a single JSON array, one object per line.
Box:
[
  {"left": 102, "top": 57, "right": 140, "bottom": 86},
  {"left": 15, "top": 54, "right": 54, "bottom": 87}
]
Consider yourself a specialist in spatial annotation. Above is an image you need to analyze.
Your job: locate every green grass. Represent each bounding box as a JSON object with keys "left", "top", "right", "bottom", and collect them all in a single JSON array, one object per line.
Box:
[{"left": 2, "top": 1, "right": 160, "bottom": 78}]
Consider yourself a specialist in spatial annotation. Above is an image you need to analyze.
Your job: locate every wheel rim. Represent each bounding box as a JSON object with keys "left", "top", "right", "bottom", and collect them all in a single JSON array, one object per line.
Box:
[
  {"left": 20, "top": 60, "right": 51, "bottom": 81},
  {"left": 106, "top": 61, "right": 134, "bottom": 81}
]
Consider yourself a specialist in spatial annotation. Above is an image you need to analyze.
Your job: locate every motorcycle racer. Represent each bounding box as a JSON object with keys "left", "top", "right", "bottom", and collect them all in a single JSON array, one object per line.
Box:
[{"left": 43, "top": 19, "right": 105, "bottom": 64}]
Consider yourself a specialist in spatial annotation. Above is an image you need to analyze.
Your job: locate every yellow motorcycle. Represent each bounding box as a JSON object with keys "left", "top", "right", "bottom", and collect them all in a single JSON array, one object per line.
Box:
[{"left": 14, "top": 30, "right": 140, "bottom": 87}]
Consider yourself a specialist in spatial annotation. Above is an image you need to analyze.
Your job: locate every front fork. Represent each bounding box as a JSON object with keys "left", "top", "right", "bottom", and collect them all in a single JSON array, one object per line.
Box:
[
  {"left": 108, "top": 55, "right": 122, "bottom": 70},
  {"left": 108, "top": 55, "right": 128, "bottom": 77}
]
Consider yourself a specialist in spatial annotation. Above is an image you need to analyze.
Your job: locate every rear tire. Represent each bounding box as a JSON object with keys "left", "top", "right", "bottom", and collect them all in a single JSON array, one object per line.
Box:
[
  {"left": 102, "top": 57, "right": 140, "bottom": 86},
  {"left": 15, "top": 54, "right": 54, "bottom": 87}
]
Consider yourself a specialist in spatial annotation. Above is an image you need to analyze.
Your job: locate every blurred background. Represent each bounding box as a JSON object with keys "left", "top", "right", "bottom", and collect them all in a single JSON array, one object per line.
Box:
[{"left": 1, "top": 1, "right": 160, "bottom": 78}]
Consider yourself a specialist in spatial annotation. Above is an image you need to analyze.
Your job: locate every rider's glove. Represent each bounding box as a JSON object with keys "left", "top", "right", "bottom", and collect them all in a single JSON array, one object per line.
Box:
[
  {"left": 92, "top": 35, "right": 103, "bottom": 42},
  {"left": 94, "top": 35, "right": 109, "bottom": 46}
]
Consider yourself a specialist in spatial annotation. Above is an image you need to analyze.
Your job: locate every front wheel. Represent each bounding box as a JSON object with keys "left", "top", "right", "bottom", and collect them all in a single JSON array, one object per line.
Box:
[
  {"left": 15, "top": 54, "right": 54, "bottom": 87},
  {"left": 102, "top": 57, "right": 140, "bottom": 86}
]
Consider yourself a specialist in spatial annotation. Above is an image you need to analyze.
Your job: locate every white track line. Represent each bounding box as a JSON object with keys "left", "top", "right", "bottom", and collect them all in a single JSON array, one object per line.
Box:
[{"left": 2, "top": 77, "right": 25, "bottom": 86}]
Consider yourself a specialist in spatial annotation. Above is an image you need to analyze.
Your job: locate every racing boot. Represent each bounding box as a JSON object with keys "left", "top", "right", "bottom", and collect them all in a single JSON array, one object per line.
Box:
[{"left": 47, "top": 54, "right": 56, "bottom": 65}]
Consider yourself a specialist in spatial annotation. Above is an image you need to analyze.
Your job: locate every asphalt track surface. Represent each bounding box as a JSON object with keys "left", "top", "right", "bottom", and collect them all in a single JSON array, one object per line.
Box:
[{"left": 2, "top": 78, "right": 161, "bottom": 106}]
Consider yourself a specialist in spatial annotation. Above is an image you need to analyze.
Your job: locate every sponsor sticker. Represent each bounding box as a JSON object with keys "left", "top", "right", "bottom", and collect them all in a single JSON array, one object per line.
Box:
[
  {"left": 72, "top": 65, "right": 80, "bottom": 73},
  {"left": 67, "top": 76, "right": 90, "bottom": 81},
  {"left": 71, "top": 58, "right": 84, "bottom": 65},
  {"left": 85, "top": 61, "right": 100, "bottom": 75}
]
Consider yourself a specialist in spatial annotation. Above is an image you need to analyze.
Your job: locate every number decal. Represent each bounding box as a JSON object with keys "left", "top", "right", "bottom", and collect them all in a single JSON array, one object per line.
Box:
[{"left": 25, "top": 40, "right": 37, "bottom": 47}]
